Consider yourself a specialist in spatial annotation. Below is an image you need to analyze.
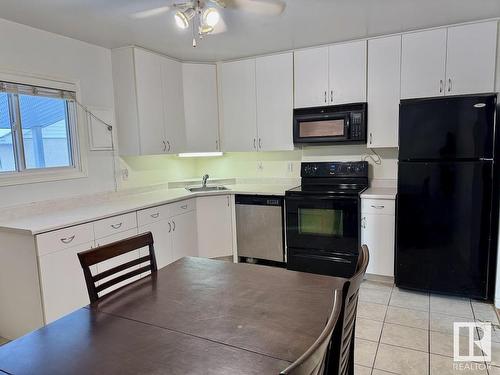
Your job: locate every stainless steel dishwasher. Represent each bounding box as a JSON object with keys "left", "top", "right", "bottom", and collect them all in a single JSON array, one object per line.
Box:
[{"left": 235, "top": 195, "right": 285, "bottom": 263}]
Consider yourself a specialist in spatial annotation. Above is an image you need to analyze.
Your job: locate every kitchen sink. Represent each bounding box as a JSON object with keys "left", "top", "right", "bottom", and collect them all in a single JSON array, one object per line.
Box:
[{"left": 186, "top": 185, "right": 229, "bottom": 192}]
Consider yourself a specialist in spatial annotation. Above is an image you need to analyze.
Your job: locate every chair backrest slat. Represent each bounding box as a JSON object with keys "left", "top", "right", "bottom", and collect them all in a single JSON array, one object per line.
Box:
[
  {"left": 280, "top": 289, "right": 343, "bottom": 375},
  {"left": 78, "top": 232, "right": 157, "bottom": 303},
  {"left": 329, "top": 245, "right": 370, "bottom": 375}
]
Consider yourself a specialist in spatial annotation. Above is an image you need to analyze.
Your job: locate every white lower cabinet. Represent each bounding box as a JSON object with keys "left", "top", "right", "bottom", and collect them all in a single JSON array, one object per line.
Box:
[
  {"left": 172, "top": 210, "right": 198, "bottom": 261},
  {"left": 361, "top": 199, "right": 395, "bottom": 277},
  {"left": 196, "top": 195, "right": 233, "bottom": 258},
  {"left": 138, "top": 219, "right": 173, "bottom": 269},
  {"left": 38, "top": 241, "right": 95, "bottom": 324}
]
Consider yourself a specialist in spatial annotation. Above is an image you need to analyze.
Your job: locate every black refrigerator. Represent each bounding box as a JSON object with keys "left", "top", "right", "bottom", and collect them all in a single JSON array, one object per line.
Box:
[{"left": 396, "top": 94, "right": 499, "bottom": 300}]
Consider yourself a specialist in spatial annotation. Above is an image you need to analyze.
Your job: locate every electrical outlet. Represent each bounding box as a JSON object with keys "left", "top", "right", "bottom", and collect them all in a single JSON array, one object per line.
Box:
[
  {"left": 257, "top": 162, "right": 263, "bottom": 171},
  {"left": 121, "top": 168, "right": 129, "bottom": 181}
]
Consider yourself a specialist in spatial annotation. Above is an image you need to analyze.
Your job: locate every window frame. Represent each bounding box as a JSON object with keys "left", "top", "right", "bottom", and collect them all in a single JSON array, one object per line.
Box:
[{"left": 0, "top": 70, "right": 88, "bottom": 186}]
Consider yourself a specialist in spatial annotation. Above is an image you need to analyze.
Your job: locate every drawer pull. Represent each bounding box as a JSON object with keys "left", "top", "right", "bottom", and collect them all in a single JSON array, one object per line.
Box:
[
  {"left": 60, "top": 235, "right": 75, "bottom": 244},
  {"left": 110, "top": 222, "right": 123, "bottom": 229},
  {"left": 180, "top": 204, "right": 188, "bottom": 209},
  {"left": 371, "top": 205, "right": 385, "bottom": 209},
  {"left": 150, "top": 213, "right": 160, "bottom": 218}
]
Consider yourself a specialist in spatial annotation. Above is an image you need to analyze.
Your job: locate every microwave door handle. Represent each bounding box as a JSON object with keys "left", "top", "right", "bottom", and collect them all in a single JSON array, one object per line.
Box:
[{"left": 345, "top": 116, "right": 351, "bottom": 136}]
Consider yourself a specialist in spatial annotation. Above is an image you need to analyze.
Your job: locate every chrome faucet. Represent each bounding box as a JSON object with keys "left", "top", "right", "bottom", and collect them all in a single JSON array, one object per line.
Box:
[{"left": 202, "top": 174, "right": 209, "bottom": 188}]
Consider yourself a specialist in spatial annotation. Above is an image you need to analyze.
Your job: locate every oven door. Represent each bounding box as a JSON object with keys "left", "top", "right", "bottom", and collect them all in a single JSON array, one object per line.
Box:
[
  {"left": 285, "top": 194, "right": 359, "bottom": 254},
  {"left": 293, "top": 112, "right": 350, "bottom": 143}
]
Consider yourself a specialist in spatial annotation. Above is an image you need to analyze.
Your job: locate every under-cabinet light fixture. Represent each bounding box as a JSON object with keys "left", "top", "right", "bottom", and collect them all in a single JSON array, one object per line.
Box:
[{"left": 178, "top": 152, "right": 223, "bottom": 158}]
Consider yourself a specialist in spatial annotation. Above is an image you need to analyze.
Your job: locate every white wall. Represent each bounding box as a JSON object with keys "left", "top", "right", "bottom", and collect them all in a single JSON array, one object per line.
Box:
[{"left": 0, "top": 18, "right": 116, "bottom": 208}]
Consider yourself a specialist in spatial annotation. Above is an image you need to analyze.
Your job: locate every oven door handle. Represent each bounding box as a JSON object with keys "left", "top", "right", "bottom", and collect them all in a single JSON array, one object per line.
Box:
[
  {"left": 298, "top": 253, "right": 353, "bottom": 264},
  {"left": 285, "top": 195, "right": 357, "bottom": 201}
]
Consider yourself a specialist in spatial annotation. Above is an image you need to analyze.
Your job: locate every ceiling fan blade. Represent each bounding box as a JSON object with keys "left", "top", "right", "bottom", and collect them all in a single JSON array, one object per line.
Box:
[
  {"left": 130, "top": 6, "right": 170, "bottom": 19},
  {"left": 223, "top": 0, "right": 286, "bottom": 15}
]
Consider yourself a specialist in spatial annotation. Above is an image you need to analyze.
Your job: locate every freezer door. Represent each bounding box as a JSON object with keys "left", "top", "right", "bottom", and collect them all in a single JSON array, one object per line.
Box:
[
  {"left": 396, "top": 161, "right": 494, "bottom": 299},
  {"left": 399, "top": 95, "right": 496, "bottom": 160}
]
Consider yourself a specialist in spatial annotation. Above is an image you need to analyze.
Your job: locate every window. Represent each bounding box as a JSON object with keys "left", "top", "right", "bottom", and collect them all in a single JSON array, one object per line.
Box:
[{"left": 0, "top": 81, "right": 78, "bottom": 174}]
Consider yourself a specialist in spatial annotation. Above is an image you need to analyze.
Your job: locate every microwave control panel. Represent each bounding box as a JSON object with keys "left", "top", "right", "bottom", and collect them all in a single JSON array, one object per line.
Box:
[{"left": 349, "top": 112, "right": 365, "bottom": 140}]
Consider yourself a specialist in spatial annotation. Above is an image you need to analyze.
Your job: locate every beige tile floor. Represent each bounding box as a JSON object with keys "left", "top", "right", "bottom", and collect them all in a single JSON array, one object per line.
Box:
[{"left": 355, "top": 280, "right": 500, "bottom": 375}]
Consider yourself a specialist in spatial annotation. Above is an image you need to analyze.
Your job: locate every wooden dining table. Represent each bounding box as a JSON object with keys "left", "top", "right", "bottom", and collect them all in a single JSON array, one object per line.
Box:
[{"left": 0, "top": 257, "right": 346, "bottom": 375}]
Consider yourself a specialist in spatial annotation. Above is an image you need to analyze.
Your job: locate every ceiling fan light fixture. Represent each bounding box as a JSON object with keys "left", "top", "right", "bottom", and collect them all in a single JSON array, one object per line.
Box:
[
  {"left": 175, "top": 8, "right": 194, "bottom": 29},
  {"left": 203, "top": 8, "right": 220, "bottom": 27}
]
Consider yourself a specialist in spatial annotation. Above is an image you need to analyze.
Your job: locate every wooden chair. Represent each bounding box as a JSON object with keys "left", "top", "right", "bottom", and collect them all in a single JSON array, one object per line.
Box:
[
  {"left": 280, "top": 288, "right": 343, "bottom": 375},
  {"left": 327, "top": 245, "right": 370, "bottom": 375},
  {"left": 78, "top": 232, "right": 158, "bottom": 303}
]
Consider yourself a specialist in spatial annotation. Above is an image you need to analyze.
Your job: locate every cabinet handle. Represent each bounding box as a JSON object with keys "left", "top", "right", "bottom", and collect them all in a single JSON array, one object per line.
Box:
[
  {"left": 369, "top": 133, "right": 373, "bottom": 145},
  {"left": 324, "top": 91, "right": 327, "bottom": 103},
  {"left": 180, "top": 204, "right": 188, "bottom": 209},
  {"left": 60, "top": 235, "right": 75, "bottom": 244},
  {"left": 447, "top": 78, "right": 452, "bottom": 93},
  {"left": 361, "top": 217, "right": 367, "bottom": 229},
  {"left": 167, "top": 141, "right": 171, "bottom": 152},
  {"left": 370, "top": 205, "right": 385, "bottom": 209},
  {"left": 439, "top": 80, "right": 444, "bottom": 93},
  {"left": 150, "top": 213, "right": 160, "bottom": 218},
  {"left": 258, "top": 138, "right": 262, "bottom": 149},
  {"left": 227, "top": 196, "right": 230, "bottom": 207},
  {"left": 253, "top": 138, "right": 256, "bottom": 149},
  {"left": 168, "top": 222, "right": 171, "bottom": 233},
  {"left": 111, "top": 222, "right": 123, "bottom": 229},
  {"left": 330, "top": 90, "right": 333, "bottom": 103},
  {"left": 216, "top": 140, "right": 219, "bottom": 150},
  {"left": 172, "top": 220, "right": 176, "bottom": 232}
]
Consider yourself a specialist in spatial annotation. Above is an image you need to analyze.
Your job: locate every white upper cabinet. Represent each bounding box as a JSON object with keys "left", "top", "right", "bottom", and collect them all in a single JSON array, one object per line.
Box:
[
  {"left": 133, "top": 48, "right": 167, "bottom": 155},
  {"left": 182, "top": 63, "right": 220, "bottom": 152},
  {"left": 112, "top": 47, "right": 187, "bottom": 156},
  {"left": 401, "top": 29, "right": 447, "bottom": 99},
  {"left": 161, "top": 58, "right": 186, "bottom": 154},
  {"left": 255, "top": 53, "right": 294, "bottom": 151},
  {"left": 445, "top": 21, "right": 498, "bottom": 95},
  {"left": 328, "top": 41, "right": 367, "bottom": 104},
  {"left": 367, "top": 35, "right": 401, "bottom": 148},
  {"left": 220, "top": 59, "right": 258, "bottom": 152},
  {"left": 294, "top": 47, "right": 329, "bottom": 108}
]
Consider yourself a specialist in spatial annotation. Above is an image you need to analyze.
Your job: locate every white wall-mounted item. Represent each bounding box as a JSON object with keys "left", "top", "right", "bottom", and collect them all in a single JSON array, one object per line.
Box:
[
  {"left": 294, "top": 40, "right": 367, "bottom": 108},
  {"left": 401, "top": 21, "right": 498, "bottom": 99},
  {"left": 367, "top": 35, "right": 402, "bottom": 148},
  {"left": 87, "top": 107, "right": 114, "bottom": 151},
  {"left": 182, "top": 63, "right": 220, "bottom": 152},
  {"left": 220, "top": 52, "right": 294, "bottom": 152}
]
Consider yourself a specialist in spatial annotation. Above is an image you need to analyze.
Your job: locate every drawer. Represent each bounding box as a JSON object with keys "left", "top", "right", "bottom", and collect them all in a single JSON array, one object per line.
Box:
[
  {"left": 93, "top": 212, "right": 137, "bottom": 240},
  {"left": 36, "top": 223, "right": 94, "bottom": 257},
  {"left": 137, "top": 204, "right": 170, "bottom": 227},
  {"left": 361, "top": 199, "right": 395, "bottom": 215},
  {"left": 170, "top": 199, "right": 196, "bottom": 217}
]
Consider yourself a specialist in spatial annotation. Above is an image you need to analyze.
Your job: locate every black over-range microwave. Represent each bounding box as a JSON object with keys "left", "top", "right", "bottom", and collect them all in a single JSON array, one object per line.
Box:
[{"left": 293, "top": 103, "right": 367, "bottom": 145}]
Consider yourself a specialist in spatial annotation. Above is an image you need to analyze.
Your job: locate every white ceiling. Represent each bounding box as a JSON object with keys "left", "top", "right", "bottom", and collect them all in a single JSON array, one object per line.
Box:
[{"left": 0, "top": 0, "right": 499, "bottom": 62}]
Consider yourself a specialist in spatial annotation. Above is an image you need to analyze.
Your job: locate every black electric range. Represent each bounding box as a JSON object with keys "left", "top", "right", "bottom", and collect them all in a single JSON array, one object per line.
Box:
[{"left": 285, "top": 161, "right": 368, "bottom": 278}]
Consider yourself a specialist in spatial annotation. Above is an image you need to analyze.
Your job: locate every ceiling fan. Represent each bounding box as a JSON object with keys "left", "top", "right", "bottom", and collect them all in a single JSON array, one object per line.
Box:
[{"left": 132, "top": 0, "right": 286, "bottom": 47}]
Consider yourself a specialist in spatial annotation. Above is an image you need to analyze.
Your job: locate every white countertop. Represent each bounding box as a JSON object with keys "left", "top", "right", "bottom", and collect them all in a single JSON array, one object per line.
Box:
[
  {"left": 0, "top": 183, "right": 297, "bottom": 235},
  {"left": 361, "top": 187, "right": 397, "bottom": 200}
]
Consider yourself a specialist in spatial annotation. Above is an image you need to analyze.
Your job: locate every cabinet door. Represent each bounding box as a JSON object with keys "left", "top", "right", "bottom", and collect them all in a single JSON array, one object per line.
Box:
[
  {"left": 183, "top": 63, "right": 220, "bottom": 152},
  {"left": 138, "top": 220, "right": 173, "bottom": 269},
  {"left": 328, "top": 41, "right": 367, "bottom": 104},
  {"left": 196, "top": 195, "right": 233, "bottom": 258},
  {"left": 134, "top": 48, "right": 166, "bottom": 155},
  {"left": 294, "top": 47, "right": 329, "bottom": 108},
  {"left": 172, "top": 210, "right": 198, "bottom": 261},
  {"left": 361, "top": 213, "right": 395, "bottom": 277},
  {"left": 367, "top": 36, "right": 401, "bottom": 148},
  {"left": 39, "top": 241, "right": 95, "bottom": 323},
  {"left": 161, "top": 57, "right": 186, "bottom": 154},
  {"left": 401, "top": 29, "right": 447, "bottom": 99},
  {"left": 256, "top": 53, "right": 294, "bottom": 151},
  {"left": 220, "top": 59, "right": 258, "bottom": 152},
  {"left": 446, "top": 21, "right": 498, "bottom": 95},
  {"left": 95, "top": 228, "right": 140, "bottom": 294}
]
